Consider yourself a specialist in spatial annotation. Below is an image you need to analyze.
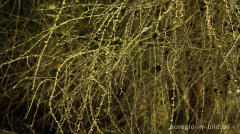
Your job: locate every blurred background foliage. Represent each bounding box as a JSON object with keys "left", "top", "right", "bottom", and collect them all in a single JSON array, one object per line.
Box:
[{"left": 0, "top": 0, "right": 240, "bottom": 134}]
